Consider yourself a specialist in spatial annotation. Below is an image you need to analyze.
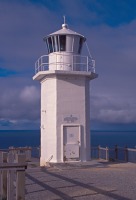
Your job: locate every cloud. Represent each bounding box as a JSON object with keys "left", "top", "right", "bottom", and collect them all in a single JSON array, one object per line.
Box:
[
  {"left": 90, "top": 95, "right": 136, "bottom": 124},
  {"left": 0, "top": 0, "right": 136, "bottom": 129},
  {"left": 0, "top": 119, "right": 13, "bottom": 127},
  {"left": 0, "top": 118, "right": 40, "bottom": 130},
  {"left": 0, "top": 78, "right": 40, "bottom": 122},
  {"left": 20, "top": 86, "right": 39, "bottom": 103},
  {"left": 85, "top": 19, "right": 136, "bottom": 127}
]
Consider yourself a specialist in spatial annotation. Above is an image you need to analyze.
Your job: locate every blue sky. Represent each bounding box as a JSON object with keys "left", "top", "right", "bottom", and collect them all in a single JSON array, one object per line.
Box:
[{"left": 0, "top": 0, "right": 136, "bottom": 130}]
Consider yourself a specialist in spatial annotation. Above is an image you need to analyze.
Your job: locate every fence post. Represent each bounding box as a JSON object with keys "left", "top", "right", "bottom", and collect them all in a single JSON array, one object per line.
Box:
[
  {"left": 106, "top": 147, "right": 109, "bottom": 161},
  {"left": 1, "top": 152, "right": 8, "bottom": 200},
  {"left": 0, "top": 151, "right": 3, "bottom": 199},
  {"left": 98, "top": 145, "right": 100, "bottom": 159},
  {"left": 7, "top": 152, "right": 15, "bottom": 200},
  {"left": 124, "top": 146, "right": 128, "bottom": 162},
  {"left": 115, "top": 145, "right": 118, "bottom": 161},
  {"left": 16, "top": 154, "right": 26, "bottom": 200},
  {"left": 26, "top": 147, "right": 31, "bottom": 162}
]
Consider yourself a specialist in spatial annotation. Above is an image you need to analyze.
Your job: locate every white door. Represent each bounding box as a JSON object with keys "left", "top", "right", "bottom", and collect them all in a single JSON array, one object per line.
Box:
[{"left": 63, "top": 126, "right": 80, "bottom": 161}]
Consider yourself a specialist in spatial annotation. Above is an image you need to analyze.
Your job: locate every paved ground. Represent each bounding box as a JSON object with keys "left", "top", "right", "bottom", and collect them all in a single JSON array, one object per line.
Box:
[{"left": 25, "top": 159, "right": 136, "bottom": 200}]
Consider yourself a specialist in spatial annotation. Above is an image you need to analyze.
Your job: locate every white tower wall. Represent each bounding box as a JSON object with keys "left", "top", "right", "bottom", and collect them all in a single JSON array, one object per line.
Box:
[
  {"left": 56, "top": 73, "right": 91, "bottom": 162},
  {"left": 40, "top": 77, "right": 57, "bottom": 164},
  {"left": 34, "top": 70, "right": 96, "bottom": 165},
  {"left": 49, "top": 52, "right": 81, "bottom": 71}
]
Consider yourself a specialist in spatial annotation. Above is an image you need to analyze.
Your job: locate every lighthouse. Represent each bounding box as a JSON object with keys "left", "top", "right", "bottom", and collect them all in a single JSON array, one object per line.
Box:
[{"left": 33, "top": 20, "right": 98, "bottom": 165}]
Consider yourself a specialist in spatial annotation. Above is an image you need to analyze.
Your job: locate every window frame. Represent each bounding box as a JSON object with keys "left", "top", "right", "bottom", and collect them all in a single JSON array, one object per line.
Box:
[
  {"left": 78, "top": 37, "right": 84, "bottom": 54},
  {"left": 59, "top": 35, "right": 66, "bottom": 51}
]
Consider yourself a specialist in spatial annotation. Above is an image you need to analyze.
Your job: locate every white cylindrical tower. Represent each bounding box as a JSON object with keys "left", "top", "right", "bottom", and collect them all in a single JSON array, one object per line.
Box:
[
  {"left": 33, "top": 21, "right": 98, "bottom": 165},
  {"left": 43, "top": 23, "right": 86, "bottom": 71}
]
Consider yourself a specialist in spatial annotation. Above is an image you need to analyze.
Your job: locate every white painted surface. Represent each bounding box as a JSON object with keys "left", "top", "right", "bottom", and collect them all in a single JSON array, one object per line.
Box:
[
  {"left": 44, "top": 23, "right": 85, "bottom": 39},
  {"left": 40, "top": 77, "right": 57, "bottom": 164},
  {"left": 33, "top": 71, "right": 94, "bottom": 164},
  {"left": 63, "top": 125, "right": 80, "bottom": 161},
  {"left": 33, "top": 23, "right": 97, "bottom": 165},
  {"left": 33, "top": 70, "right": 98, "bottom": 81},
  {"left": 64, "top": 144, "right": 79, "bottom": 160}
]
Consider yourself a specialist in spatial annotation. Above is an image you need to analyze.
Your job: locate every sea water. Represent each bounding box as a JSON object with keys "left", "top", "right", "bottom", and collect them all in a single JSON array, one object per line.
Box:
[
  {"left": 91, "top": 131, "right": 136, "bottom": 148},
  {"left": 0, "top": 130, "right": 40, "bottom": 149},
  {"left": 0, "top": 130, "right": 136, "bottom": 149}
]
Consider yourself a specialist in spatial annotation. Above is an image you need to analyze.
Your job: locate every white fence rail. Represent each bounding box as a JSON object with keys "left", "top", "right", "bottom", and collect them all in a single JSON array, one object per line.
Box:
[
  {"left": 91, "top": 145, "right": 136, "bottom": 162},
  {"left": 8, "top": 147, "right": 31, "bottom": 162},
  {"left": 0, "top": 151, "right": 27, "bottom": 200}
]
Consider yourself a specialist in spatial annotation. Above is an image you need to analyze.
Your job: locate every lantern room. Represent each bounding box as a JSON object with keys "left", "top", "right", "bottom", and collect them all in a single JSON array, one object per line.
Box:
[
  {"left": 43, "top": 23, "right": 86, "bottom": 71},
  {"left": 44, "top": 23, "right": 85, "bottom": 54}
]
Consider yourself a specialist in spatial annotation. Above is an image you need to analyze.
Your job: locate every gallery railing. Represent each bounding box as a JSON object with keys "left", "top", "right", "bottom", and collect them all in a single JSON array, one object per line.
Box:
[
  {"left": 0, "top": 151, "right": 27, "bottom": 200},
  {"left": 35, "top": 54, "right": 95, "bottom": 74}
]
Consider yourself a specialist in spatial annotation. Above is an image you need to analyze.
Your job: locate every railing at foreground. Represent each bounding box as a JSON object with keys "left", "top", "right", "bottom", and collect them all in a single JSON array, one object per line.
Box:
[
  {"left": 35, "top": 54, "right": 95, "bottom": 74},
  {"left": 4, "top": 146, "right": 135, "bottom": 163},
  {"left": 8, "top": 147, "right": 32, "bottom": 162},
  {"left": 0, "top": 151, "right": 27, "bottom": 200},
  {"left": 0, "top": 146, "right": 41, "bottom": 200},
  {"left": 91, "top": 145, "right": 136, "bottom": 162},
  {"left": 0, "top": 146, "right": 40, "bottom": 161}
]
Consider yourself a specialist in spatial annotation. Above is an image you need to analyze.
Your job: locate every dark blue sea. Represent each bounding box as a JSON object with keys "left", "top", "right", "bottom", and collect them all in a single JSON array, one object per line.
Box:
[
  {"left": 91, "top": 131, "right": 136, "bottom": 148},
  {"left": 0, "top": 130, "right": 136, "bottom": 149},
  {"left": 0, "top": 130, "right": 40, "bottom": 149}
]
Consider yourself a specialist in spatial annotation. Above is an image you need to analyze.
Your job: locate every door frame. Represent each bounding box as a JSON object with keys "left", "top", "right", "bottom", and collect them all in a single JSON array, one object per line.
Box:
[{"left": 61, "top": 124, "right": 81, "bottom": 162}]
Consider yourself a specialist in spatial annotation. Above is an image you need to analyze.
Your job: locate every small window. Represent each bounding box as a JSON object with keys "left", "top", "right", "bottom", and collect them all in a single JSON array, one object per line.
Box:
[
  {"left": 46, "top": 35, "right": 66, "bottom": 53},
  {"left": 45, "top": 39, "right": 49, "bottom": 53},
  {"left": 55, "top": 36, "right": 59, "bottom": 52},
  {"left": 59, "top": 35, "right": 66, "bottom": 51},
  {"left": 48, "top": 37, "right": 53, "bottom": 53},
  {"left": 52, "top": 37, "right": 55, "bottom": 52},
  {"left": 78, "top": 37, "right": 84, "bottom": 54}
]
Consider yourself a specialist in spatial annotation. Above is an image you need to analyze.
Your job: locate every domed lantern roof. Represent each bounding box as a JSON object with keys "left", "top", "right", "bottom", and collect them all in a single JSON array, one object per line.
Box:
[{"left": 44, "top": 23, "right": 86, "bottom": 40}]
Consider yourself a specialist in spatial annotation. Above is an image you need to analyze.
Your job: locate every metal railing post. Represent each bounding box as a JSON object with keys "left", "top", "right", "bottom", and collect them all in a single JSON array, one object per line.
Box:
[
  {"left": 98, "top": 145, "right": 100, "bottom": 159},
  {"left": 124, "top": 146, "right": 128, "bottom": 162},
  {"left": 38, "top": 59, "right": 40, "bottom": 72},
  {"left": 35, "top": 62, "right": 36, "bottom": 74},
  {"left": 72, "top": 55, "right": 74, "bottom": 71},
  {"left": 115, "top": 145, "right": 118, "bottom": 161},
  {"left": 87, "top": 56, "right": 89, "bottom": 72},
  {"left": 106, "top": 147, "right": 109, "bottom": 161}
]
